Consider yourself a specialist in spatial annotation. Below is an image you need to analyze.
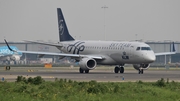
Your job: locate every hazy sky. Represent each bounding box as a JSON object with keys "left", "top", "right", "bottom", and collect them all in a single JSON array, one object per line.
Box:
[{"left": 0, "top": 0, "right": 180, "bottom": 42}]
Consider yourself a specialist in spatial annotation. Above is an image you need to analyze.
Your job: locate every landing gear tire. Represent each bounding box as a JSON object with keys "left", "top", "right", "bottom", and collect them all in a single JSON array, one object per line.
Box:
[
  {"left": 120, "top": 67, "right": 124, "bottom": 73},
  {"left": 114, "top": 66, "right": 120, "bottom": 73},
  {"left": 79, "top": 68, "right": 84, "bottom": 73},
  {"left": 138, "top": 69, "right": 143, "bottom": 74},
  {"left": 141, "top": 69, "right": 144, "bottom": 74},
  {"left": 79, "top": 68, "right": 89, "bottom": 73},
  {"left": 85, "top": 70, "right": 89, "bottom": 73}
]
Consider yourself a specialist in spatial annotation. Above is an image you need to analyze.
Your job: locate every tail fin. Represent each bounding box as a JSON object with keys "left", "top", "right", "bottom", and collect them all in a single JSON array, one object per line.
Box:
[
  {"left": 4, "top": 39, "right": 16, "bottom": 52},
  {"left": 57, "top": 8, "right": 74, "bottom": 42}
]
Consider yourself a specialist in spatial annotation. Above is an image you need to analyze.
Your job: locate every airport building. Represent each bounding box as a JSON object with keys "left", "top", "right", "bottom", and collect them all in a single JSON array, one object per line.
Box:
[{"left": 0, "top": 41, "right": 180, "bottom": 66}]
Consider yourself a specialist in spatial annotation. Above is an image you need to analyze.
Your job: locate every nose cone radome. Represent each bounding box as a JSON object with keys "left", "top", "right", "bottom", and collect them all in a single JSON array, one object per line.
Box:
[{"left": 145, "top": 54, "right": 156, "bottom": 63}]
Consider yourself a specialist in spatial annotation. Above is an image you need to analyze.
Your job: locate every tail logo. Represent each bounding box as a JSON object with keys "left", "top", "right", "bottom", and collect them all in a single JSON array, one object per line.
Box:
[{"left": 59, "top": 20, "right": 64, "bottom": 35}]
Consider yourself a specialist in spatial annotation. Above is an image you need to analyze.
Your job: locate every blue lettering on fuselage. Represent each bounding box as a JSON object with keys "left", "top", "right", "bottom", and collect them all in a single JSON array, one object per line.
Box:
[
  {"left": 109, "top": 43, "right": 131, "bottom": 48},
  {"left": 67, "top": 41, "right": 85, "bottom": 54},
  {"left": 66, "top": 42, "right": 132, "bottom": 55}
]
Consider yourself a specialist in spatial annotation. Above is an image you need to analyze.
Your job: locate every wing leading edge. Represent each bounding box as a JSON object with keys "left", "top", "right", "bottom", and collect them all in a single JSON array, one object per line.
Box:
[{"left": 155, "top": 52, "right": 176, "bottom": 56}]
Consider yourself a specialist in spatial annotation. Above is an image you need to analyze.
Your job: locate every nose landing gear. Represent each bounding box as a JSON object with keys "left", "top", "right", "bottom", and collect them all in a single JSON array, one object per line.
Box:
[{"left": 138, "top": 69, "right": 144, "bottom": 74}]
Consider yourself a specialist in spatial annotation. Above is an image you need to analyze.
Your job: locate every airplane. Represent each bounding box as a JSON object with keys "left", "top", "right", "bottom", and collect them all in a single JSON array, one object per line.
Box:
[
  {"left": 0, "top": 46, "right": 22, "bottom": 62},
  {"left": 4, "top": 8, "right": 176, "bottom": 74}
]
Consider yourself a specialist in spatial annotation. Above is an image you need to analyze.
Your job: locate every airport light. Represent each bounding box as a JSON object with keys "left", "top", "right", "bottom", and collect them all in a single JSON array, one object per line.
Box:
[
  {"left": 135, "top": 34, "right": 138, "bottom": 41},
  {"left": 102, "top": 5, "right": 108, "bottom": 41}
]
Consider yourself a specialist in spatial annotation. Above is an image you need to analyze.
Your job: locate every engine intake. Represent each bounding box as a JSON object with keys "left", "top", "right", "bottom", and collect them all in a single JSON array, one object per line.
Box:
[
  {"left": 79, "top": 58, "right": 97, "bottom": 70},
  {"left": 133, "top": 64, "right": 150, "bottom": 70}
]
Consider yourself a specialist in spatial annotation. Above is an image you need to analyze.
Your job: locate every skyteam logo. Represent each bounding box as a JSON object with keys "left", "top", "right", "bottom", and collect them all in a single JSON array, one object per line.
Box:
[
  {"left": 67, "top": 41, "right": 85, "bottom": 54},
  {"left": 59, "top": 19, "right": 64, "bottom": 35}
]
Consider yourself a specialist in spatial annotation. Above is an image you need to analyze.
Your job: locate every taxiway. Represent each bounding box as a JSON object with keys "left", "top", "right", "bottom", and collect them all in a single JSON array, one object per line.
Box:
[{"left": 0, "top": 67, "right": 180, "bottom": 82}]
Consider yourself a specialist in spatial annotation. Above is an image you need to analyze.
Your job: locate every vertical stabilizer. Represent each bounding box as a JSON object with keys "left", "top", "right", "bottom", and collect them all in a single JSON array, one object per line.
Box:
[{"left": 57, "top": 8, "right": 74, "bottom": 42}]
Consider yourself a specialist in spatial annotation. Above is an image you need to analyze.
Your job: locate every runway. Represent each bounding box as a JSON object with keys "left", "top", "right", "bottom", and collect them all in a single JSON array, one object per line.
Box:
[{"left": 0, "top": 67, "right": 180, "bottom": 82}]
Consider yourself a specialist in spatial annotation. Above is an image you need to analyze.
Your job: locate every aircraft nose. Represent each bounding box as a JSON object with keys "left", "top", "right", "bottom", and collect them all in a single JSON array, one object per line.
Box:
[{"left": 145, "top": 53, "right": 156, "bottom": 63}]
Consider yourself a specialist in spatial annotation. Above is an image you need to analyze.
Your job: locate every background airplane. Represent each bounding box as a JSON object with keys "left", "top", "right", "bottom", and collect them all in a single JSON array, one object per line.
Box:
[
  {"left": 0, "top": 46, "right": 22, "bottom": 64},
  {"left": 4, "top": 8, "right": 176, "bottom": 74}
]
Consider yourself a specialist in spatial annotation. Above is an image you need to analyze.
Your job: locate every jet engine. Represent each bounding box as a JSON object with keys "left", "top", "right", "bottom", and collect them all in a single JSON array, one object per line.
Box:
[
  {"left": 133, "top": 64, "right": 150, "bottom": 70},
  {"left": 79, "top": 58, "right": 97, "bottom": 70},
  {"left": 10, "top": 55, "right": 20, "bottom": 61}
]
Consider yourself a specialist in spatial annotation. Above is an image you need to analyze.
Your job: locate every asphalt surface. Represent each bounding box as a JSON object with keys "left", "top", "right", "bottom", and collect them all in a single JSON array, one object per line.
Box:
[{"left": 0, "top": 67, "right": 180, "bottom": 82}]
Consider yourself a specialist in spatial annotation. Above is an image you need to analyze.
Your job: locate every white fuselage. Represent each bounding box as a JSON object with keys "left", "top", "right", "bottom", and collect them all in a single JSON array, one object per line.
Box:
[{"left": 57, "top": 40, "right": 156, "bottom": 65}]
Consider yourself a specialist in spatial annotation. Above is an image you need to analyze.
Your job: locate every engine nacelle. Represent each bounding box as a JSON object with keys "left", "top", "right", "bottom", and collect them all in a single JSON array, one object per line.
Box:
[
  {"left": 10, "top": 55, "right": 20, "bottom": 61},
  {"left": 133, "top": 64, "right": 150, "bottom": 70},
  {"left": 79, "top": 58, "right": 97, "bottom": 70}
]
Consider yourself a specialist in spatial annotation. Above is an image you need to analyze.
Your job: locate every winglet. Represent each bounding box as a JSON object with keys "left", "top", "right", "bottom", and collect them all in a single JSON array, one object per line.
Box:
[
  {"left": 171, "top": 42, "right": 176, "bottom": 52},
  {"left": 4, "top": 39, "right": 17, "bottom": 52},
  {"left": 172, "top": 42, "right": 176, "bottom": 52}
]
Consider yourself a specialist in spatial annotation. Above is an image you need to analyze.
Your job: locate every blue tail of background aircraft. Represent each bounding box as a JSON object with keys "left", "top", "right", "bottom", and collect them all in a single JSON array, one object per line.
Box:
[
  {"left": 57, "top": 8, "right": 74, "bottom": 42},
  {"left": 0, "top": 46, "right": 22, "bottom": 56}
]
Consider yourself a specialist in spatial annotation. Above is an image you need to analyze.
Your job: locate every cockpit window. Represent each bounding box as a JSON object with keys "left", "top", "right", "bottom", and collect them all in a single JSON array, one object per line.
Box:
[
  {"left": 141, "top": 47, "right": 151, "bottom": 51},
  {"left": 136, "top": 47, "right": 151, "bottom": 51},
  {"left": 136, "top": 47, "right": 140, "bottom": 50}
]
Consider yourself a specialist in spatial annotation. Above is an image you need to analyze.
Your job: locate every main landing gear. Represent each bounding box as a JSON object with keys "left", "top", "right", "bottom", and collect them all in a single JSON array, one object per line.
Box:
[
  {"left": 114, "top": 65, "right": 124, "bottom": 73},
  {"left": 79, "top": 68, "right": 89, "bottom": 73}
]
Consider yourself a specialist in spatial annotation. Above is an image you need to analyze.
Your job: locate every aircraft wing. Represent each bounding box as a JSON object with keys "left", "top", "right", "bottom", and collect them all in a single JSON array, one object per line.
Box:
[
  {"left": 18, "top": 50, "right": 103, "bottom": 59},
  {"left": 155, "top": 42, "right": 176, "bottom": 56},
  {"left": 4, "top": 39, "right": 104, "bottom": 60},
  {"left": 23, "top": 40, "right": 63, "bottom": 47},
  {"left": 155, "top": 52, "right": 176, "bottom": 56}
]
